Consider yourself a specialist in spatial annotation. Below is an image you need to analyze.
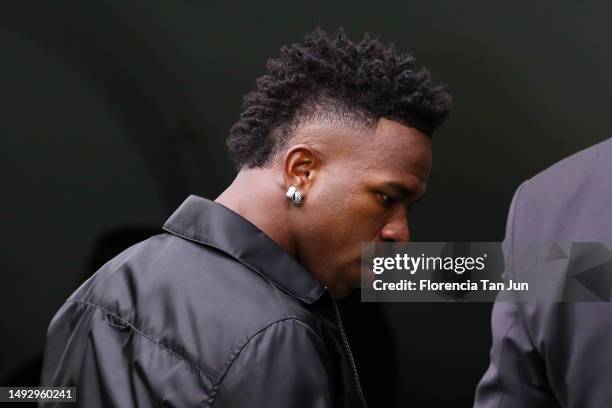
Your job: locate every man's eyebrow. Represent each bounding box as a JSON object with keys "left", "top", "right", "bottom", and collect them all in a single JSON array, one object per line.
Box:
[
  {"left": 384, "top": 181, "right": 415, "bottom": 196},
  {"left": 384, "top": 181, "right": 426, "bottom": 202}
]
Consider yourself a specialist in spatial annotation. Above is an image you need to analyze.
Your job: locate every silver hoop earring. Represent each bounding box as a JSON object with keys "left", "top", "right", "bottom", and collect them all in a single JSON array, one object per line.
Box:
[{"left": 286, "top": 185, "right": 303, "bottom": 206}]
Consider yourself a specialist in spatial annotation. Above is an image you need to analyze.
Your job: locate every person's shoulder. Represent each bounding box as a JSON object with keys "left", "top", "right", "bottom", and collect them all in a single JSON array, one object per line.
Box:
[
  {"left": 76, "top": 229, "right": 315, "bottom": 326},
  {"left": 67, "top": 231, "right": 318, "bottom": 380},
  {"left": 520, "top": 137, "right": 612, "bottom": 199},
  {"left": 512, "top": 137, "right": 612, "bottom": 241}
]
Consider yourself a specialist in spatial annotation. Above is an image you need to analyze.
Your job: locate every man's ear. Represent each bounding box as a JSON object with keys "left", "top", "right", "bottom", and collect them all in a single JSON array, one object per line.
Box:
[{"left": 282, "top": 144, "right": 321, "bottom": 191}]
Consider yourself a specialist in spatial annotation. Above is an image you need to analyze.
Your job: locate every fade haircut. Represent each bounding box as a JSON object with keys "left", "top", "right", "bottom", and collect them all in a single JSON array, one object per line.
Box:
[{"left": 227, "top": 28, "right": 452, "bottom": 169}]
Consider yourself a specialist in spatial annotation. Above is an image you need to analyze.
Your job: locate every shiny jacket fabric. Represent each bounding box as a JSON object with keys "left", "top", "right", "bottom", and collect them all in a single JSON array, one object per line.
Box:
[{"left": 40, "top": 195, "right": 367, "bottom": 407}]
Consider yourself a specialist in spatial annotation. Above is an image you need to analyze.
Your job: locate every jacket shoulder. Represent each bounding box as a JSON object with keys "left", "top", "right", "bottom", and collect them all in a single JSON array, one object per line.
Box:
[
  {"left": 66, "top": 232, "right": 320, "bottom": 382},
  {"left": 514, "top": 137, "right": 612, "bottom": 241}
]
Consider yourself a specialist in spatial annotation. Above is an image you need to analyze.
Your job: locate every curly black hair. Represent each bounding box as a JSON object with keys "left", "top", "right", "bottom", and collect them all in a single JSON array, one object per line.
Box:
[{"left": 227, "top": 28, "right": 452, "bottom": 169}]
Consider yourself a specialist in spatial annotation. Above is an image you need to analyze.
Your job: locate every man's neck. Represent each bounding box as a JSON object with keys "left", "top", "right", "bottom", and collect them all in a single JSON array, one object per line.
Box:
[{"left": 215, "top": 167, "right": 296, "bottom": 257}]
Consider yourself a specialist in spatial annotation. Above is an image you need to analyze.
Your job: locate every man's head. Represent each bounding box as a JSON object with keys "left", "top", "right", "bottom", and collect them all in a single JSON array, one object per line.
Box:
[{"left": 225, "top": 28, "right": 451, "bottom": 297}]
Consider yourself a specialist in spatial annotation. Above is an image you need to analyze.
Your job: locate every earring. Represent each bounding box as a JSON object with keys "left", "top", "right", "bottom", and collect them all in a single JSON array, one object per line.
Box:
[{"left": 286, "top": 185, "right": 303, "bottom": 206}]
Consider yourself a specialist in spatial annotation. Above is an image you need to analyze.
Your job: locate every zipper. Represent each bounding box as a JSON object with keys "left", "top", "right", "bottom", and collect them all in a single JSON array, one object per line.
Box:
[{"left": 331, "top": 296, "right": 368, "bottom": 408}]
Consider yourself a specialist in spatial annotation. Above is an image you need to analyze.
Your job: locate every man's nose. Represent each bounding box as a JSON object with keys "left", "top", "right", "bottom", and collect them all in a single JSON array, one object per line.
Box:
[{"left": 380, "top": 209, "right": 410, "bottom": 242}]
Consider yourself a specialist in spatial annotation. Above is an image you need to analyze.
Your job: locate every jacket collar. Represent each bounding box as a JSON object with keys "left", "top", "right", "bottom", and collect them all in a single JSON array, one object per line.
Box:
[{"left": 162, "top": 195, "right": 325, "bottom": 304}]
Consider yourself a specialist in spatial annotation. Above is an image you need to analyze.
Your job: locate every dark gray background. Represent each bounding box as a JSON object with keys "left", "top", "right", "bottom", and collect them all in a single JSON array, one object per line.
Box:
[{"left": 2, "top": 1, "right": 611, "bottom": 406}]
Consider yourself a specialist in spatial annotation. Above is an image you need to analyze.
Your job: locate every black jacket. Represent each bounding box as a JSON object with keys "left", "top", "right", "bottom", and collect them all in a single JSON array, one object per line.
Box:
[{"left": 40, "top": 195, "right": 367, "bottom": 407}]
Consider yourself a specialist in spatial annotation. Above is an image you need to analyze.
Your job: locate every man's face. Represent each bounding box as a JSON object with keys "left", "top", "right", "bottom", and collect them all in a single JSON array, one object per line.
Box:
[{"left": 290, "top": 118, "right": 432, "bottom": 297}]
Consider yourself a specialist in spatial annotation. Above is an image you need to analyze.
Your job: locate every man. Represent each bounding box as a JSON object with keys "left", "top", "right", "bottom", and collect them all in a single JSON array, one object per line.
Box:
[
  {"left": 474, "top": 137, "right": 612, "bottom": 407},
  {"left": 40, "top": 28, "right": 451, "bottom": 407}
]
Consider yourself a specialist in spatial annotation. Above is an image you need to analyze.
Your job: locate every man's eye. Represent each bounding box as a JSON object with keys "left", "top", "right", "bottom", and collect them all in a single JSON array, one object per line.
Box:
[{"left": 378, "top": 193, "right": 395, "bottom": 206}]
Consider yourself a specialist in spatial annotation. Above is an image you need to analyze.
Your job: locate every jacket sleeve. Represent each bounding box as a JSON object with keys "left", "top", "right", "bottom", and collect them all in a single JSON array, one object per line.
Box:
[
  {"left": 474, "top": 182, "right": 558, "bottom": 408},
  {"left": 39, "top": 299, "right": 213, "bottom": 408},
  {"left": 212, "top": 318, "right": 335, "bottom": 408}
]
